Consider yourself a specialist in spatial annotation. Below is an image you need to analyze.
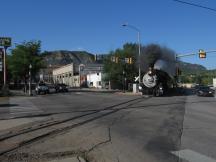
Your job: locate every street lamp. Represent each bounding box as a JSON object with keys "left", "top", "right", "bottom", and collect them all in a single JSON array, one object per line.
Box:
[
  {"left": 29, "top": 64, "right": 32, "bottom": 96},
  {"left": 122, "top": 23, "right": 141, "bottom": 84}
]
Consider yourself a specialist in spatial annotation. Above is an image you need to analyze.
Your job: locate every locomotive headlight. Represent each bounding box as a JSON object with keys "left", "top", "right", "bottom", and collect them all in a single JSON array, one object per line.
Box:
[{"left": 139, "top": 86, "right": 142, "bottom": 90}]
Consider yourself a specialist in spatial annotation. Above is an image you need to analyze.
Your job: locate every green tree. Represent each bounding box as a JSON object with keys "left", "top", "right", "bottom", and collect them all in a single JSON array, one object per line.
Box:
[
  {"left": 8, "top": 40, "right": 44, "bottom": 84},
  {"left": 103, "top": 43, "right": 138, "bottom": 89}
]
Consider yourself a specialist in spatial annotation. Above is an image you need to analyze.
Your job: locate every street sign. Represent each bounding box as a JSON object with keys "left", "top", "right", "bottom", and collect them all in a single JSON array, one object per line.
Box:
[{"left": 0, "top": 37, "right": 12, "bottom": 47}]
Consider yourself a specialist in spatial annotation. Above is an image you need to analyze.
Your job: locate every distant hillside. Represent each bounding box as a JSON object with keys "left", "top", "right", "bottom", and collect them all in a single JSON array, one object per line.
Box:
[
  {"left": 41, "top": 51, "right": 209, "bottom": 74},
  {"left": 178, "top": 61, "right": 207, "bottom": 74},
  {"left": 41, "top": 50, "right": 95, "bottom": 67}
]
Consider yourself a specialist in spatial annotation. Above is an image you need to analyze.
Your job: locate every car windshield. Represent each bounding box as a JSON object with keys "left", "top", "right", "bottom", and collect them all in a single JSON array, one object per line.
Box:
[
  {"left": 1, "top": 1, "right": 216, "bottom": 162},
  {"left": 39, "top": 83, "right": 46, "bottom": 86},
  {"left": 199, "top": 86, "right": 210, "bottom": 90}
]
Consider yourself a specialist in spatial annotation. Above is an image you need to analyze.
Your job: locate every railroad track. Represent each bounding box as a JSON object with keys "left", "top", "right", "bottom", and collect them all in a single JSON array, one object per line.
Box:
[{"left": 0, "top": 96, "right": 148, "bottom": 157}]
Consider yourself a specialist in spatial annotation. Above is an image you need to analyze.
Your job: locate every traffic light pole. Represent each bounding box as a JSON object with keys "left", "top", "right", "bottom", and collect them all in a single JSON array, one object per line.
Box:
[{"left": 3, "top": 47, "right": 7, "bottom": 86}]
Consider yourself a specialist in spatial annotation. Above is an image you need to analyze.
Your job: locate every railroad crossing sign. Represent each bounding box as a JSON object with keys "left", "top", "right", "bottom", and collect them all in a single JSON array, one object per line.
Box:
[{"left": 0, "top": 37, "right": 12, "bottom": 47}]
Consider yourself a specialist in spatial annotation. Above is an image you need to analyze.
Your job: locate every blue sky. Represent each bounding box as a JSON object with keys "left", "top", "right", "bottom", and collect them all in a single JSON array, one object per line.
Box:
[{"left": 1, "top": 0, "right": 216, "bottom": 69}]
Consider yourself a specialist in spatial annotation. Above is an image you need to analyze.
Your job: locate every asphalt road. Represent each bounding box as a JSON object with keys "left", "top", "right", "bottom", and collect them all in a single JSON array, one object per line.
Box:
[{"left": 0, "top": 91, "right": 215, "bottom": 162}]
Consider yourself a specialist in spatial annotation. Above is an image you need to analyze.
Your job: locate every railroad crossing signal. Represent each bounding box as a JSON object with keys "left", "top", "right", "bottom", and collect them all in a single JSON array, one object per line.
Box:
[{"left": 199, "top": 49, "right": 206, "bottom": 58}]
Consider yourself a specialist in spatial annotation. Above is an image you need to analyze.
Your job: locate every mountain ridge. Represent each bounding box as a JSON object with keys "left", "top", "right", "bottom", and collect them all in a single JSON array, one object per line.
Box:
[{"left": 41, "top": 50, "right": 209, "bottom": 73}]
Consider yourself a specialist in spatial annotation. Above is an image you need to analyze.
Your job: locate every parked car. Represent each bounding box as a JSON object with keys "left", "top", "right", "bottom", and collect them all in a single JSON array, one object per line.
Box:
[
  {"left": 54, "top": 83, "right": 69, "bottom": 92},
  {"left": 35, "top": 82, "right": 49, "bottom": 94},
  {"left": 196, "top": 86, "right": 214, "bottom": 97}
]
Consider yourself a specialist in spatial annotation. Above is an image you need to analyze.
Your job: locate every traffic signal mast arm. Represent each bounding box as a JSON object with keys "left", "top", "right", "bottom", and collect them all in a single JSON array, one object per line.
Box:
[{"left": 176, "top": 49, "right": 216, "bottom": 59}]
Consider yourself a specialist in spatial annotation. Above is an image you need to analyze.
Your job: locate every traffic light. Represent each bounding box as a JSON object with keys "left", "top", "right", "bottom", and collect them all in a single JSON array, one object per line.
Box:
[
  {"left": 129, "top": 57, "right": 133, "bottom": 64},
  {"left": 176, "top": 67, "right": 181, "bottom": 76},
  {"left": 0, "top": 48, "right": 3, "bottom": 58},
  {"left": 199, "top": 49, "right": 206, "bottom": 58},
  {"left": 115, "top": 57, "right": 119, "bottom": 63},
  {"left": 125, "top": 58, "right": 129, "bottom": 63},
  {"left": 111, "top": 56, "right": 119, "bottom": 63},
  {"left": 124, "top": 57, "right": 132, "bottom": 64},
  {"left": 111, "top": 56, "right": 115, "bottom": 62}
]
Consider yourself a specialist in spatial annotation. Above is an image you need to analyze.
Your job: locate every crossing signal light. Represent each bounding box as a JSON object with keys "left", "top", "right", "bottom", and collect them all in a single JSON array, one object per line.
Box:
[{"left": 199, "top": 49, "right": 206, "bottom": 58}]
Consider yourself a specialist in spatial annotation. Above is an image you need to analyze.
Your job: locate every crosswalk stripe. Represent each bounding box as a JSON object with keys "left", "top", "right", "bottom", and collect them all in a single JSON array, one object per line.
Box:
[
  {"left": 171, "top": 149, "right": 216, "bottom": 162},
  {"left": 9, "top": 98, "right": 43, "bottom": 115}
]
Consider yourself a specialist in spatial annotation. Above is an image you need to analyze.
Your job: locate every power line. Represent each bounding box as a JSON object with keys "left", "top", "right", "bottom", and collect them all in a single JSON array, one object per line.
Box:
[{"left": 173, "top": 0, "right": 216, "bottom": 12}]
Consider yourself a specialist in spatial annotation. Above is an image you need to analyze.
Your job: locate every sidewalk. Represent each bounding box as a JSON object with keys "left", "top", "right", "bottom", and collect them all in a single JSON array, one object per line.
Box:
[
  {"left": 6, "top": 88, "right": 144, "bottom": 97},
  {"left": 69, "top": 88, "right": 120, "bottom": 93},
  {"left": 8, "top": 88, "right": 120, "bottom": 96}
]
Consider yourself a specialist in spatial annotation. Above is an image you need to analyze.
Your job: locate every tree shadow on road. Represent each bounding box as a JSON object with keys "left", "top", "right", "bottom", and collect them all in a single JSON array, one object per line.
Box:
[{"left": 0, "top": 104, "right": 19, "bottom": 107}]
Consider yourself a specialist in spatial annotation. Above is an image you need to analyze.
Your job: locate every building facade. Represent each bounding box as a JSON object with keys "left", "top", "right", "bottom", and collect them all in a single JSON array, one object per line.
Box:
[
  {"left": 53, "top": 64, "right": 80, "bottom": 87},
  {"left": 87, "top": 72, "right": 102, "bottom": 88},
  {"left": 52, "top": 63, "right": 104, "bottom": 88}
]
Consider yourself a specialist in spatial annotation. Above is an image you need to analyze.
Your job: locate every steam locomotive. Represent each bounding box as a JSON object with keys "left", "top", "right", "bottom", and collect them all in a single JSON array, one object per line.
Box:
[{"left": 139, "top": 59, "right": 177, "bottom": 96}]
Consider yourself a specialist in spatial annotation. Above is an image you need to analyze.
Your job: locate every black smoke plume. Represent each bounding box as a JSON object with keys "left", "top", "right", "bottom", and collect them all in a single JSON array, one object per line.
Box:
[{"left": 139, "top": 44, "right": 177, "bottom": 72}]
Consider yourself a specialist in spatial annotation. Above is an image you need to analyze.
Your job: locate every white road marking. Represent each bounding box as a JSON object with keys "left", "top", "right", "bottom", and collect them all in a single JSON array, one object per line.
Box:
[
  {"left": 171, "top": 149, "right": 216, "bottom": 162},
  {"left": 75, "top": 92, "right": 82, "bottom": 95},
  {"left": 9, "top": 97, "right": 43, "bottom": 115}
]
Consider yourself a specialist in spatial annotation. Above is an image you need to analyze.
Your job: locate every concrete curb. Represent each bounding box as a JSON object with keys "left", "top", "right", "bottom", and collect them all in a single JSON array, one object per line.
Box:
[{"left": 115, "top": 92, "right": 143, "bottom": 96}]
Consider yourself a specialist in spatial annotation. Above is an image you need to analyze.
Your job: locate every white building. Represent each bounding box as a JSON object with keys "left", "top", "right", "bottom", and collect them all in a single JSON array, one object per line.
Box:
[
  {"left": 53, "top": 64, "right": 79, "bottom": 87},
  {"left": 52, "top": 63, "right": 104, "bottom": 88},
  {"left": 213, "top": 78, "right": 216, "bottom": 88},
  {"left": 87, "top": 72, "right": 102, "bottom": 88}
]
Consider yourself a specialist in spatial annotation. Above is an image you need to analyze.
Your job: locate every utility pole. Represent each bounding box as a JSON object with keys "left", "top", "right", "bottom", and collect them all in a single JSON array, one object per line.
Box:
[
  {"left": 29, "top": 64, "right": 32, "bottom": 96},
  {"left": 0, "top": 37, "right": 11, "bottom": 95},
  {"left": 122, "top": 23, "right": 141, "bottom": 84},
  {"left": 123, "top": 70, "right": 125, "bottom": 93}
]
